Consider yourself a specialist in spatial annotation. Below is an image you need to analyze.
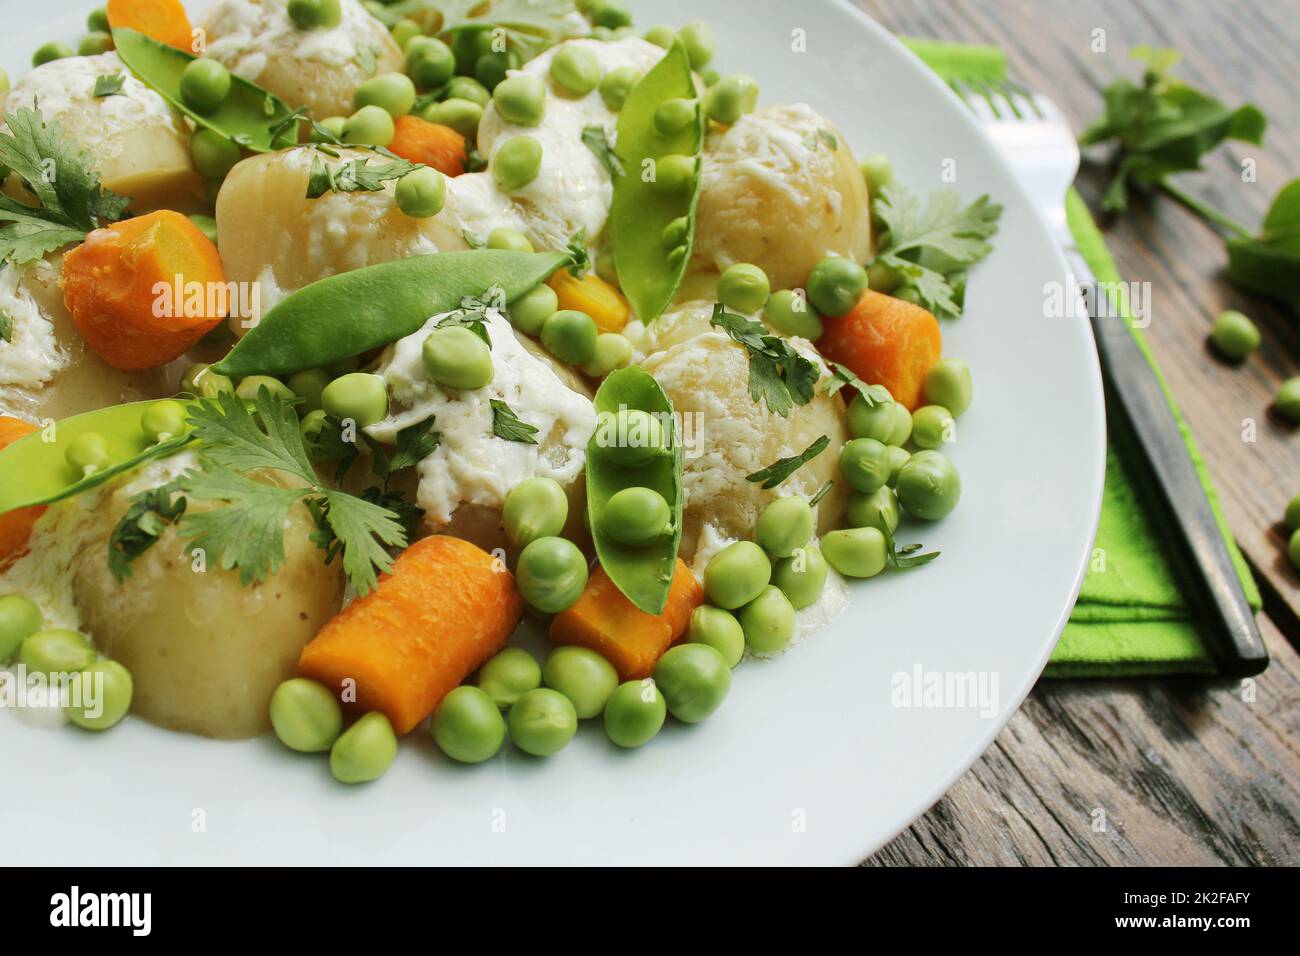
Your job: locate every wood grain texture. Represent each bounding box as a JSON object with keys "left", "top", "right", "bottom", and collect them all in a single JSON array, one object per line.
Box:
[{"left": 852, "top": 0, "right": 1300, "bottom": 866}]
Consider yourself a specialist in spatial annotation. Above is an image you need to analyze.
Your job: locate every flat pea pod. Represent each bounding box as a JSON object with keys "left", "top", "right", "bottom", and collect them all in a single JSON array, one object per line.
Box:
[
  {"left": 112, "top": 29, "right": 299, "bottom": 152},
  {"left": 586, "top": 368, "right": 684, "bottom": 614},
  {"left": 214, "top": 251, "right": 566, "bottom": 378},
  {"left": 0, "top": 401, "right": 195, "bottom": 518},
  {"left": 609, "top": 39, "right": 704, "bottom": 323}
]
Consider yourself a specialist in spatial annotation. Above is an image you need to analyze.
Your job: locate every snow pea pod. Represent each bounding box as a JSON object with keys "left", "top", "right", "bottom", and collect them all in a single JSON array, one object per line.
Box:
[
  {"left": 112, "top": 28, "right": 299, "bottom": 152},
  {"left": 0, "top": 401, "right": 195, "bottom": 517},
  {"left": 609, "top": 40, "right": 704, "bottom": 324},
  {"left": 586, "top": 367, "right": 684, "bottom": 615},
  {"left": 214, "top": 250, "right": 568, "bottom": 378}
]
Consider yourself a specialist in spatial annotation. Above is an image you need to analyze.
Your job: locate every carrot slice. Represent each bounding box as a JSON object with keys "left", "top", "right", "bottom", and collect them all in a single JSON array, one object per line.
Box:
[
  {"left": 299, "top": 535, "right": 523, "bottom": 734},
  {"left": 549, "top": 559, "right": 701, "bottom": 680},
  {"left": 107, "top": 0, "right": 194, "bottom": 52},
  {"left": 548, "top": 270, "right": 630, "bottom": 333},
  {"left": 0, "top": 418, "right": 46, "bottom": 570},
  {"left": 61, "top": 210, "right": 227, "bottom": 371},
  {"left": 817, "top": 289, "right": 942, "bottom": 410},
  {"left": 387, "top": 115, "right": 467, "bottom": 177}
]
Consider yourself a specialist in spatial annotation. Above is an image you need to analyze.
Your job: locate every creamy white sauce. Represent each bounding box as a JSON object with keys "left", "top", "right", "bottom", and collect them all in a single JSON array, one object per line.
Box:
[
  {"left": 1, "top": 52, "right": 180, "bottom": 127},
  {"left": 702, "top": 103, "right": 826, "bottom": 205},
  {"left": 0, "top": 261, "right": 67, "bottom": 390},
  {"left": 367, "top": 309, "right": 596, "bottom": 524},
  {"left": 203, "top": 0, "right": 386, "bottom": 79}
]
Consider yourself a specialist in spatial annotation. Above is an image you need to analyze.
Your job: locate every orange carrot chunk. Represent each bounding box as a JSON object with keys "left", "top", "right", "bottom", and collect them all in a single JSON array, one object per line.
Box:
[
  {"left": 61, "top": 210, "right": 227, "bottom": 372},
  {"left": 548, "top": 270, "right": 630, "bottom": 333},
  {"left": 818, "top": 288, "right": 942, "bottom": 410},
  {"left": 549, "top": 559, "right": 702, "bottom": 681},
  {"left": 388, "top": 115, "right": 468, "bottom": 177},
  {"left": 0, "top": 418, "right": 46, "bottom": 570},
  {"left": 299, "top": 535, "right": 523, "bottom": 735},
  {"left": 107, "top": 0, "right": 194, "bottom": 52}
]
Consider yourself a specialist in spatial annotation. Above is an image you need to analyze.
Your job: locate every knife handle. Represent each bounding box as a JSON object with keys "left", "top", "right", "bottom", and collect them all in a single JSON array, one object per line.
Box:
[{"left": 1069, "top": 252, "right": 1269, "bottom": 677}]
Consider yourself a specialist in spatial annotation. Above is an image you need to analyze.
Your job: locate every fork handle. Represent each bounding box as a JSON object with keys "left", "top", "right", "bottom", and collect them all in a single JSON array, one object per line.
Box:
[{"left": 1067, "top": 250, "right": 1269, "bottom": 677}]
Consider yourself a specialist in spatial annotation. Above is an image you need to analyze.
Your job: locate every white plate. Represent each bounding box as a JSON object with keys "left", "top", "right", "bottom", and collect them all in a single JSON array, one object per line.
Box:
[{"left": 1, "top": 0, "right": 1104, "bottom": 865}]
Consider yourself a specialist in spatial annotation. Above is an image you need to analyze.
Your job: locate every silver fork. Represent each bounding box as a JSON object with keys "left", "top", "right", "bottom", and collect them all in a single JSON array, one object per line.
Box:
[{"left": 958, "top": 79, "right": 1267, "bottom": 676}]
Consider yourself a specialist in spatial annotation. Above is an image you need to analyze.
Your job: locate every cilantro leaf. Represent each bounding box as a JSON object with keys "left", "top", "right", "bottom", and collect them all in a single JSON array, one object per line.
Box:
[
  {"left": 823, "top": 361, "right": 891, "bottom": 404},
  {"left": 180, "top": 467, "right": 309, "bottom": 586},
  {"left": 709, "top": 303, "right": 820, "bottom": 417},
  {"left": 881, "top": 521, "right": 940, "bottom": 571},
  {"left": 461, "top": 228, "right": 486, "bottom": 248},
  {"left": 107, "top": 480, "right": 188, "bottom": 581},
  {"left": 491, "top": 399, "right": 540, "bottom": 443},
  {"left": 582, "top": 124, "right": 624, "bottom": 178},
  {"left": 386, "top": 417, "right": 441, "bottom": 473},
  {"left": 1224, "top": 178, "right": 1300, "bottom": 312},
  {"left": 312, "top": 488, "right": 406, "bottom": 594},
  {"left": 373, "top": 0, "right": 578, "bottom": 58},
  {"left": 564, "top": 229, "right": 591, "bottom": 278},
  {"left": 745, "top": 434, "right": 830, "bottom": 489},
  {"left": 185, "top": 390, "right": 316, "bottom": 482},
  {"left": 0, "top": 310, "right": 11, "bottom": 344},
  {"left": 93, "top": 74, "right": 126, "bottom": 98},
  {"left": 438, "top": 285, "right": 505, "bottom": 345},
  {"left": 305, "top": 155, "right": 423, "bottom": 199}
]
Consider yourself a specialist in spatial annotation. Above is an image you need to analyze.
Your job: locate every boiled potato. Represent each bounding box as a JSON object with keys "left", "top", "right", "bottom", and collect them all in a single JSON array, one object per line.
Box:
[
  {"left": 74, "top": 466, "right": 346, "bottom": 740},
  {"left": 1, "top": 53, "right": 201, "bottom": 212},
  {"left": 638, "top": 301, "right": 849, "bottom": 561},
  {"left": 202, "top": 0, "right": 404, "bottom": 120},
  {"left": 692, "top": 104, "right": 872, "bottom": 291},
  {"left": 216, "top": 146, "right": 467, "bottom": 307}
]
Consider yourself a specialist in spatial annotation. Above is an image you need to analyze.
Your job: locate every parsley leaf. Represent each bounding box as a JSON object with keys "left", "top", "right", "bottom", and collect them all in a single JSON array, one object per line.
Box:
[
  {"left": 709, "top": 303, "right": 820, "bottom": 417},
  {"left": 0, "top": 107, "right": 132, "bottom": 264},
  {"left": 1224, "top": 178, "right": 1300, "bottom": 312},
  {"left": 881, "top": 521, "right": 940, "bottom": 570},
  {"left": 564, "top": 229, "right": 591, "bottom": 278},
  {"left": 0, "top": 310, "right": 11, "bottom": 344},
  {"left": 373, "top": 0, "right": 578, "bottom": 58},
  {"left": 107, "top": 480, "right": 188, "bottom": 581},
  {"left": 180, "top": 466, "right": 309, "bottom": 586},
  {"left": 582, "top": 124, "right": 624, "bottom": 178},
  {"left": 305, "top": 154, "right": 423, "bottom": 199},
  {"left": 386, "top": 417, "right": 442, "bottom": 474},
  {"left": 823, "top": 361, "right": 891, "bottom": 404},
  {"left": 438, "top": 285, "right": 505, "bottom": 345},
  {"left": 461, "top": 228, "right": 486, "bottom": 249},
  {"left": 745, "top": 434, "right": 830, "bottom": 489},
  {"left": 491, "top": 399, "right": 540, "bottom": 443},
  {"left": 93, "top": 74, "right": 126, "bottom": 97}
]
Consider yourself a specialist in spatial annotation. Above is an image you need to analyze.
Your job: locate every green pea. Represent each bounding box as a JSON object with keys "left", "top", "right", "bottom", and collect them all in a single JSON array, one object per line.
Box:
[
  {"left": 288, "top": 0, "right": 343, "bottom": 30},
  {"left": 32, "top": 42, "right": 74, "bottom": 67},
  {"left": 911, "top": 404, "right": 954, "bottom": 450},
  {"left": 654, "top": 97, "right": 697, "bottom": 135},
  {"left": 738, "top": 585, "right": 795, "bottom": 653},
  {"left": 550, "top": 44, "right": 601, "bottom": 96},
  {"left": 493, "top": 135, "right": 543, "bottom": 191},
  {"left": 444, "top": 75, "right": 491, "bottom": 107},
  {"left": 675, "top": 19, "right": 715, "bottom": 69},
  {"left": 589, "top": 0, "right": 632, "bottom": 28},
  {"left": 602, "top": 486, "right": 670, "bottom": 547},
  {"left": 180, "top": 58, "right": 232, "bottom": 114},
  {"left": 886, "top": 402, "right": 913, "bottom": 446},
  {"left": 846, "top": 390, "right": 896, "bottom": 441},
  {"left": 653, "top": 643, "right": 730, "bottom": 722},
  {"left": 821, "top": 527, "right": 887, "bottom": 578},
  {"left": 755, "top": 496, "right": 814, "bottom": 558},
  {"left": 508, "top": 282, "right": 558, "bottom": 334},
  {"left": 866, "top": 260, "right": 902, "bottom": 294},
  {"left": 330, "top": 711, "right": 398, "bottom": 784},
  {"left": 492, "top": 74, "right": 547, "bottom": 126},
  {"left": 593, "top": 408, "right": 666, "bottom": 466},
  {"left": 432, "top": 685, "right": 506, "bottom": 762},
  {"left": 643, "top": 25, "right": 675, "bottom": 49},
  {"left": 703, "top": 540, "right": 771, "bottom": 609},
  {"left": 236, "top": 375, "right": 295, "bottom": 402},
  {"left": 660, "top": 216, "right": 689, "bottom": 250},
  {"left": 391, "top": 18, "right": 424, "bottom": 51},
  {"left": 923, "top": 359, "right": 973, "bottom": 417},
  {"left": 20, "top": 629, "right": 95, "bottom": 676},
  {"left": 507, "top": 687, "right": 577, "bottom": 756},
  {"left": 687, "top": 605, "right": 744, "bottom": 667},
  {"left": 422, "top": 325, "right": 494, "bottom": 390},
  {"left": 1290, "top": 528, "right": 1300, "bottom": 572},
  {"left": 182, "top": 363, "right": 234, "bottom": 398},
  {"left": 355, "top": 71, "right": 417, "bottom": 118},
  {"left": 604, "top": 678, "right": 665, "bottom": 747},
  {"left": 77, "top": 31, "right": 114, "bottom": 57},
  {"left": 87, "top": 7, "right": 110, "bottom": 32},
  {"left": 895, "top": 450, "right": 961, "bottom": 520},
  {"left": 1284, "top": 494, "right": 1300, "bottom": 532},
  {"left": 451, "top": 29, "right": 494, "bottom": 77},
  {"left": 847, "top": 485, "right": 899, "bottom": 535},
  {"left": 300, "top": 409, "right": 330, "bottom": 456},
  {"left": 313, "top": 116, "right": 347, "bottom": 142},
  {"left": 516, "top": 536, "right": 589, "bottom": 613},
  {"left": 286, "top": 368, "right": 331, "bottom": 413},
  {"left": 581, "top": 332, "right": 632, "bottom": 378},
  {"left": 807, "top": 255, "right": 868, "bottom": 317},
  {"left": 66, "top": 660, "right": 133, "bottom": 731},
  {"left": 66, "top": 432, "right": 109, "bottom": 477},
  {"left": 703, "top": 74, "right": 758, "bottom": 124},
  {"left": 1275, "top": 377, "right": 1300, "bottom": 423},
  {"left": 598, "top": 66, "right": 640, "bottom": 111},
  {"left": 406, "top": 36, "right": 456, "bottom": 89},
  {"left": 542, "top": 646, "right": 618, "bottom": 718},
  {"left": 718, "top": 263, "right": 770, "bottom": 315},
  {"left": 395, "top": 166, "right": 447, "bottom": 219},
  {"left": 477, "top": 647, "right": 542, "bottom": 708},
  {"left": 270, "top": 678, "right": 342, "bottom": 752},
  {"left": 487, "top": 226, "right": 533, "bottom": 252},
  {"left": 651, "top": 154, "right": 696, "bottom": 196},
  {"left": 476, "top": 49, "right": 521, "bottom": 91},
  {"left": 886, "top": 446, "right": 910, "bottom": 486},
  {"left": 190, "top": 129, "right": 242, "bottom": 179},
  {"left": 700, "top": 68, "right": 720, "bottom": 87},
  {"left": 504, "top": 476, "right": 569, "bottom": 547},
  {"left": 771, "top": 545, "right": 828, "bottom": 610},
  {"left": 840, "top": 437, "right": 891, "bottom": 493},
  {"left": 423, "top": 97, "right": 483, "bottom": 137},
  {"left": 140, "top": 399, "right": 188, "bottom": 443},
  {"left": 860, "top": 153, "right": 894, "bottom": 195},
  {"left": 321, "top": 372, "right": 388, "bottom": 427},
  {"left": 541, "top": 309, "right": 598, "bottom": 365},
  {"left": 0, "top": 594, "right": 43, "bottom": 663},
  {"left": 343, "top": 104, "right": 396, "bottom": 146},
  {"left": 763, "top": 288, "right": 823, "bottom": 339},
  {"left": 188, "top": 213, "right": 218, "bottom": 243}
]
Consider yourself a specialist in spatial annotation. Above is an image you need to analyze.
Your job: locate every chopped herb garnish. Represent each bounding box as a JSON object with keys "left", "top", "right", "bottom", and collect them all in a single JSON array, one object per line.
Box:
[
  {"left": 881, "top": 521, "right": 940, "bottom": 570},
  {"left": 0, "top": 310, "right": 11, "bottom": 344},
  {"left": 438, "top": 284, "right": 505, "bottom": 345},
  {"left": 802, "top": 128, "right": 837, "bottom": 151},
  {"left": 464, "top": 142, "right": 488, "bottom": 173},
  {"left": 709, "top": 303, "right": 820, "bottom": 417},
  {"left": 305, "top": 155, "right": 423, "bottom": 199},
  {"left": 582, "top": 124, "right": 624, "bottom": 178},
  {"left": 745, "top": 434, "right": 830, "bottom": 489},
  {"left": 107, "top": 480, "right": 188, "bottom": 581},
  {"left": 461, "top": 228, "right": 486, "bottom": 249},
  {"left": 809, "top": 480, "right": 834, "bottom": 507},
  {"left": 371, "top": 0, "right": 577, "bottom": 59},
  {"left": 564, "top": 229, "right": 591, "bottom": 278},
  {"left": 491, "top": 398, "right": 540, "bottom": 444},
  {"left": 823, "top": 361, "right": 891, "bottom": 404},
  {"left": 93, "top": 74, "right": 126, "bottom": 97}
]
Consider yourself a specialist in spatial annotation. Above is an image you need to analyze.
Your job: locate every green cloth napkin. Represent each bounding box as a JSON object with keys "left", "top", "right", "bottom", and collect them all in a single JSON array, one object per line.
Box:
[{"left": 904, "top": 38, "right": 1261, "bottom": 677}]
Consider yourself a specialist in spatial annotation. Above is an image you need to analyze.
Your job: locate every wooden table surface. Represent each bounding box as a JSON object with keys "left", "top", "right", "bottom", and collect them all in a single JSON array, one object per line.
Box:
[{"left": 855, "top": 0, "right": 1300, "bottom": 866}]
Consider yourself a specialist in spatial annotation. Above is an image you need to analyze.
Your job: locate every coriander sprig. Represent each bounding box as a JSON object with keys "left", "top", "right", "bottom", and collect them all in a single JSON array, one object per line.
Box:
[{"left": 709, "top": 303, "right": 820, "bottom": 417}]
